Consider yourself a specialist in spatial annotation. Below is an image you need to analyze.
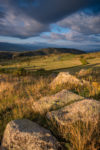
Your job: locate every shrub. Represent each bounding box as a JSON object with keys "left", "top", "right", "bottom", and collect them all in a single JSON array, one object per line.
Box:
[
  {"left": 0, "top": 68, "right": 6, "bottom": 73},
  {"left": 35, "top": 68, "right": 47, "bottom": 76},
  {"left": 80, "top": 58, "right": 89, "bottom": 65},
  {"left": 13, "top": 68, "right": 27, "bottom": 76}
]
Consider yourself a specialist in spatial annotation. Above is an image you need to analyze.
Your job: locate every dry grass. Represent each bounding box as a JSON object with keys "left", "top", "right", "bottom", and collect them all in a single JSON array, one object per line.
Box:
[
  {"left": 47, "top": 111, "right": 100, "bottom": 150},
  {"left": 0, "top": 74, "right": 60, "bottom": 142},
  {"left": 68, "top": 120, "right": 100, "bottom": 150},
  {"left": 0, "top": 68, "right": 100, "bottom": 149}
]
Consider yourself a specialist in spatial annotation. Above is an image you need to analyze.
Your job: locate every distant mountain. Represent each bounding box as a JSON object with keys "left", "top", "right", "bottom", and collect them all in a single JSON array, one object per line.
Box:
[
  {"left": 86, "top": 49, "right": 100, "bottom": 53},
  {"left": 15, "top": 48, "right": 85, "bottom": 58},
  {"left": 0, "top": 42, "right": 88, "bottom": 60},
  {"left": 0, "top": 42, "right": 100, "bottom": 53},
  {"left": 0, "top": 42, "right": 40, "bottom": 51},
  {"left": 0, "top": 46, "right": 86, "bottom": 60}
]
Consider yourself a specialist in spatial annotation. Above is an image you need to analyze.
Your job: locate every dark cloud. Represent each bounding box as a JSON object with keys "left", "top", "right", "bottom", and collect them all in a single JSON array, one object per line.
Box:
[
  {"left": 0, "top": 11, "right": 5, "bottom": 18},
  {"left": 1, "top": 0, "right": 100, "bottom": 22},
  {"left": 0, "top": 7, "right": 49, "bottom": 38},
  {"left": 0, "top": 6, "right": 6, "bottom": 18},
  {"left": 0, "top": 0, "right": 100, "bottom": 38},
  {"left": 27, "top": 0, "right": 100, "bottom": 23}
]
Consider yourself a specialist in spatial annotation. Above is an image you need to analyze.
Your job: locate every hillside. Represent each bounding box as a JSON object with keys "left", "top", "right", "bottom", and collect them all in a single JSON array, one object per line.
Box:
[
  {"left": 16, "top": 48, "right": 85, "bottom": 57},
  {"left": 0, "top": 47, "right": 85, "bottom": 60},
  {"left": 0, "top": 52, "right": 13, "bottom": 59}
]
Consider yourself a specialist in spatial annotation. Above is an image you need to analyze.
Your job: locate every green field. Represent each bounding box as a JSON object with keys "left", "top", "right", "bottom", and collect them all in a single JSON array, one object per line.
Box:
[{"left": 0, "top": 52, "right": 100, "bottom": 74}]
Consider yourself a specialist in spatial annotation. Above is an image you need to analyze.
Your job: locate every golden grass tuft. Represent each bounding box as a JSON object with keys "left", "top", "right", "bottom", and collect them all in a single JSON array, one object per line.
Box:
[{"left": 47, "top": 111, "right": 100, "bottom": 150}]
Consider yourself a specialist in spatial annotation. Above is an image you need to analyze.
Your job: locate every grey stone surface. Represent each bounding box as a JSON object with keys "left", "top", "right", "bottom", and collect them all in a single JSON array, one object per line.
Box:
[
  {"left": 32, "top": 89, "right": 83, "bottom": 114},
  {"left": 1, "top": 119, "right": 61, "bottom": 150},
  {"left": 50, "top": 72, "right": 82, "bottom": 88},
  {"left": 47, "top": 99, "right": 100, "bottom": 127}
]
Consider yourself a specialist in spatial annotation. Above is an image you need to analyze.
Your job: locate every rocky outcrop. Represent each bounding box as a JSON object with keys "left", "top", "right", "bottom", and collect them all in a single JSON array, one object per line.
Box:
[
  {"left": 50, "top": 72, "right": 82, "bottom": 89},
  {"left": 1, "top": 119, "right": 61, "bottom": 150},
  {"left": 2, "top": 84, "right": 100, "bottom": 150},
  {"left": 47, "top": 99, "right": 100, "bottom": 135},
  {"left": 32, "top": 89, "right": 83, "bottom": 114}
]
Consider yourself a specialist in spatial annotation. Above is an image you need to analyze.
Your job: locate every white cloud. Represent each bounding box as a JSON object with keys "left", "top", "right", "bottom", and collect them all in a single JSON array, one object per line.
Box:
[{"left": 58, "top": 12, "right": 100, "bottom": 35}]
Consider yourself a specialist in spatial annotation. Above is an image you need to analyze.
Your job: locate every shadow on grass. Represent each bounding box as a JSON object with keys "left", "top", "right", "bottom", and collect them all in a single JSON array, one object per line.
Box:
[
  {"left": 1, "top": 63, "right": 100, "bottom": 77},
  {"left": 50, "top": 63, "right": 100, "bottom": 74}
]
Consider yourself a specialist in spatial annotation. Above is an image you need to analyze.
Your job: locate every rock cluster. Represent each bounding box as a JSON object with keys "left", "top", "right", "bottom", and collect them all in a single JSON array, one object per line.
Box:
[{"left": 1, "top": 72, "right": 100, "bottom": 150}]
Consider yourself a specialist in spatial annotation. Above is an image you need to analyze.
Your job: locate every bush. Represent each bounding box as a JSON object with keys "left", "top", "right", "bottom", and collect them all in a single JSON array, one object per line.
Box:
[
  {"left": 13, "top": 68, "right": 27, "bottom": 76},
  {"left": 35, "top": 68, "right": 46, "bottom": 76},
  {"left": 0, "top": 68, "right": 6, "bottom": 73},
  {"left": 80, "top": 58, "right": 89, "bottom": 65}
]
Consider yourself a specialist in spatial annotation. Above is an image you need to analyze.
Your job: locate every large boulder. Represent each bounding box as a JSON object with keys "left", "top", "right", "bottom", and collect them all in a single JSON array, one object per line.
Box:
[
  {"left": 32, "top": 90, "right": 83, "bottom": 114},
  {"left": 47, "top": 99, "right": 100, "bottom": 136},
  {"left": 50, "top": 72, "right": 82, "bottom": 89},
  {"left": 1, "top": 119, "right": 61, "bottom": 150}
]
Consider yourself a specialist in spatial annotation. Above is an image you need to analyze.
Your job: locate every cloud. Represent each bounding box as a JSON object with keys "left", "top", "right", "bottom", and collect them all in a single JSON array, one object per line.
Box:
[
  {"left": 0, "top": 11, "right": 5, "bottom": 18},
  {"left": 0, "top": 0, "right": 100, "bottom": 38},
  {"left": 2, "top": 0, "right": 100, "bottom": 23},
  {"left": 58, "top": 12, "right": 100, "bottom": 35},
  {"left": 41, "top": 30, "right": 100, "bottom": 44},
  {"left": 0, "top": 9, "right": 49, "bottom": 38}
]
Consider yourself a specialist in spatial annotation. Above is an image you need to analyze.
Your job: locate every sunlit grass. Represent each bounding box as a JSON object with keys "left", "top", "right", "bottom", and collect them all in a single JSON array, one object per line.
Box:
[{"left": 0, "top": 52, "right": 100, "bottom": 148}]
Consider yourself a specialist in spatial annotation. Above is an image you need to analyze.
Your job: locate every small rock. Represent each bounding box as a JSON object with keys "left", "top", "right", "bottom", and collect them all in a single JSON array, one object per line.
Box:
[{"left": 1, "top": 119, "right": 61, "bottom": 150}]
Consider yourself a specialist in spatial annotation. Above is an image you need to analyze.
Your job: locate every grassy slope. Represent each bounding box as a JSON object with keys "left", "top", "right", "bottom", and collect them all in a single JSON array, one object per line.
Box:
[
  {"left": 0, "top": 51, "right": 100, "bottom": 73},
  {"left": 0, "top": 51, "right": 100, "bottom": 149}
]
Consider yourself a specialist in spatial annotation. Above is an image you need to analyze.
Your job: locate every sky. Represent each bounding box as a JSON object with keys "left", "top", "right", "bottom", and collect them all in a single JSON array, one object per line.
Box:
[{"left": 0, "top": 0, "right": 100, "bottom": 50}]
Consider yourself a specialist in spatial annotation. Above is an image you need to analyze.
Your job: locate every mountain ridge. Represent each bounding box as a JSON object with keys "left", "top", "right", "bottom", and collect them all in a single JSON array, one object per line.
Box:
[{"left": 0, "top": 47, "right": 85, "bottom": 60}]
